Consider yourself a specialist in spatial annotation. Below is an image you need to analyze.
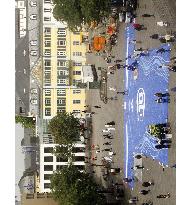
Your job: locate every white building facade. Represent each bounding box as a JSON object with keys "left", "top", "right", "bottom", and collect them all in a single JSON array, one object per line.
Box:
[{"left": 39, "top": 143, "right": 86, "bottom": 192}]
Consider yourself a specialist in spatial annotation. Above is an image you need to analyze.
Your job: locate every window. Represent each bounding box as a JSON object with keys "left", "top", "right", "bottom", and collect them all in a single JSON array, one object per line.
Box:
[
  {"left": 44, "top": 174, "right": 52, "bottom": 180},
  {"left": 30, "top": 14, "right": 37, "bottom": 20},
  {"left": 45, "top": 98, "right": 51, "bottom": 106},
  {"left": 57, "top": 89, "right": 66, "bottom": 96},
  {"left": 58, "top": 40, "right": 66, "bottom": 46},
  {"left": 30, "top": 40, "right": 37, "bottom": 46},
  {"left": 45, "top": 78, "right": 51, "bottom": 85},
  {"left": 44, "top": 156, "right": 53, "bottom": 162},
  {"left": 57, "top": 70, "right": 67, "bottom": 76},
  {"left": 73, "top": 41, "right": 80, "bottom": 45},
  {"left": 45, "top": 89, "right": 51, "bottom": 96},
  {"left": 74, "top": 156, "right": 85, "bottom": 162},
  {"left": 73, "top": 100, "right": 81, "bottom": 104},
  {"left": 73, "top": 62, "right": 82, "bottom": 66},
  {"left": 73, "top": 90, "right": 81, "bottom": 94},
  {"left": 44, "top": 165, "right": 53, "bottom": 171},
  {"left": 57, "top": 51, "right": 66, "bottom": 57},
  {"left": 72, "top": 110, "right": 81, "bottom": 113},
  {"left": 44, "top": 147, "right": 53, "bottom": 153},
  {"left": 57, "top": 107, "right": 66, "bottom": 114},
  {"left": 73, "top": 71, "right": 81, "bottom": 75},
  {"left": 57, "top": 28, "right": 66, "bottom": 35},
  {"left": 44, "top": 0, "right": 51, "bottom": 3},
  {"left": 44, "top": 40, "right": 51, "bottom": 47},
  {"left": 44, "top": 27, "right": 51, "bottom": 35},
  {"left": 30, "top": 50, "right": 37, "bottom": 56},
  {"left": 73, "top": 52, "right": 82, "bottom": 56},
  {"left": 44, "top": 8, "right": 51, "bottom": 12},
  {"left": 72, "top": 79, "right": 81, "bottom": 85},
  {"left": 57, "top": 60, "right": 66, "bottom": 67},
  {"left": 44, "top": 60, "right": 51, "bottom": 66},
  {"left": 44, "top": 183, "right": 51, "bottom": 189},
  {"left": 45, "top": 108, "right": 51, "bottom": 116},
  {"left": 57, "top": 79, "right": 66, "bottom": 85},
  {"left": 30, "top": 1, "right": 37, "bottom": 7},
  {"left": 44, "top": 70, "right": 51, "bottom": 75},
  {"left": 44, "top": 17, "right": 51, "bottom": 21},
  {"left": 57, "top": 98, "right": 66, "bottom": 106},
  {"left": 44, "top": 49, "right": 51, "bottom": 56}
]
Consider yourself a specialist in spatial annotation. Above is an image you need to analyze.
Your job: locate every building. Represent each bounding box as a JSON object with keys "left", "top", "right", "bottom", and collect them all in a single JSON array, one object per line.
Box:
[
  {"left": 39, "top": 143, "right": 85, "bottom": 192},
  {"left": 41, "top": 0, "right": 89, "bottom": 122},
  {"left": 21, "top": 193, "right": 58, "bottom": 205}
]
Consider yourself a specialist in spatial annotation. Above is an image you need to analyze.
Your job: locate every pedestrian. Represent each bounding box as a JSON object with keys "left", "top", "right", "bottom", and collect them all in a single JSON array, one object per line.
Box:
[
  {"left": 109, "top": 151, "right": 116, "bottom": 156},
  {"left": 134, "top": 154, "right": 142, "bottom": 159},
  {"left": 139, "top": 190, "right": 150, "bottom": 195},
  {"left": 157, "top": 21, "right": 168, "bottom": 27},
  {"left": 102, "top": 129, "right": 110, "bottom": 133},
  {"left": 131, "top": 165, "right": 144, "bottom": 170},
  {"left": 142, "top": 201, "right": 153, "bottom": 205},
  {"left": 91, "top": 156, "right": 97, "bottom": 160},
  {"left": 127, "top": 65, "right": 137, "bottom": 71},
  {"left": 156, "top": 48, "right": 171, "bottom": 54},
  {"left": 82, "top": 110, "right": 88, "bottom": 113},
  {"left": 117, "top": 90, "right": 128, "bottom": 95},
  {"left": 107, "top": 71, "right": 114, "bottom": 75},
  {"left": 139, "top": 52, "right": 149, "bottom": 57},
  {"left": 103, "top": 142, "right": 112, "bottom": 145},
  {"left": 128, "top": 197, "right": 138, "bottom": 203},
  {"left": 93, "top": 105, "right": 101, "bottom": 108},
  {"left": 91, "top": 112, "right": 96, "bottom": 114},
  {"left": 107, "top": 96, "right": 118, "bottom": 100},
  {"left": 171, "top": 164, "right": 176, "bottom": 168},
  {"left": 123, "top": 177, "right": 134, "bottom": 183},
  {"left": 133, "top": 23, "right": 147, "bottom": 31},
  {"left": 104, "top": 135, "right": 114, "bottom": 139},
  {"left": 84, "top": 105, "right": 89, "bottom": 107},
  {"left": 142, "top": 14, "right": 155, "bottom": 17},
  {"left": 130, "top": 40, "right": 142, "bottom": 44},
  {"left": 150, "top": 34, "right": 159, "bottom": 39},
  {"left": 102, "top": 148, "right": 112, "bottom": 152},
  {"left": 168, "top": 65, "right": 176, "bottom": 72},
  {"left": 103, "top": 133, "right": 112, "bottom": 137},
  {"left": 114, "top": 59, "right": 123, "bottom": 63},
  {"left": 154, "top": 92, "right": 170, "bottom": 97},
  {"left": 155, "top": 144, "right": 171, "bottom": 149},
  {"left": 106, "top": 121, "right": 115, "bottom": 125},
  {"left": 155, "top": 98, "right": 170, "bottom": 103},
  {"left": 142, "top": 181, "right": 154, "bottom": 187},
  {"left": 157, "top": 193, "right": 170, "bottom": 198},
  {"left": 107, "top": 127, "right": 115, "bottom": 131},
  {"left": 109, "top": 86, "right": 116, "bottom": 91}
]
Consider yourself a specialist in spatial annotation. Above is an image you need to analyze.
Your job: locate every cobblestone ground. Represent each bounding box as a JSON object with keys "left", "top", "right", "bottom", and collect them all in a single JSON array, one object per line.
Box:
[{"left": 86, "top": 0, "right": 176, "bottom": 204}]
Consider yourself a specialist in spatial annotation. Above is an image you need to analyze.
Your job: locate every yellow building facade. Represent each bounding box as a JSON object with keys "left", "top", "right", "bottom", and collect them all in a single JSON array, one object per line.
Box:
[{"left": 42, "top": 1, "right": 88, "bottom": 120}]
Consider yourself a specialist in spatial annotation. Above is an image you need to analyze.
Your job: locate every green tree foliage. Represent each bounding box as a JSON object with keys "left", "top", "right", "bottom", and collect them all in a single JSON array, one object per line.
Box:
[
  {"left": 52, "top": 0, "right": 111, "bottom": 31},
  {"left": 48, "top": 112, "right": 80, "bottom": 145},
  {"left": 15, "top": 115, "right": 35, "bottom": 129},
  {"left": 50, "top": 166, "right": 106, "bottom": 205}
]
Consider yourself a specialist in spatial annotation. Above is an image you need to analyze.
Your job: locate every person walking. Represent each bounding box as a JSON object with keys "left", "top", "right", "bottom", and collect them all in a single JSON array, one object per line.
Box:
[
  {"left": 155, "top": 144, "right": 171, "bottom": 149},
  {"left": 130, "top": 40, "right": 142, "bottom": 44},
  {"left": 82, "top": 110, "right": 88, "bottom": 113},
  {"left": 131, "top": 165, "right": 144, "bottom": 170},
  {"left": 117, "top": 90, "right": 128, "bottom": 95},
  {"left": 170, "top": 164, "right": 176, "bottom": 168},
  {"left": 93, "top": 105, "right": 101, "bottom": 108},
  {"left": 106, "top": 121, "right": 115, "bottom": 125},
  {"left": 104, "top": 135, "right": 114, "bottom": 139},
  {"left": 142, "top": 181, "right": 154, "bottom": 187},
  {"left": 84, "top": 105, "right": 89, "bottom": 107},
  {"left": 114, "top": 59, "right": 123, "bottom": 63},
  {"left": 103, "top": 142, "right": 112, "bottom": 145},
  {"left": 123, "top": 177, "right": 134, "bottom": 183},
  {"left": 134, "top": 154, "right": 142, "bottom": 159},
  {"left": 157, "top": 193, "right": 170, "bottom": 198},
  {"left": 133, "top": 23, "right": 147, "bottom": 31},
  {"left": 139, "top": 190, "right": 150, "bottom": 195},
  {"left": 156, "top": 48, "right": 171, "bottom": 54},
  {"left": 102, "top": 148, "right": 112, "bottom": 152},
  {"left": 154, "top": 92, "right": 170, "bottom": 97},
  {"left": 155, "top": 98, "right": 170, "bottom": 103},
  {"left": 142, "top": 14, "right": 155, "bottom": 17},
  {"left": 150, "top": 34, "right": 159, "bottom": 39}
]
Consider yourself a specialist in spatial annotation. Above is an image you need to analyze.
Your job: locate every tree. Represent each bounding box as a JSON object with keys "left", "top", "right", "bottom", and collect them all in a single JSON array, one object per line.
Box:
[
  {"left": 15, "top": 115, "right": 35, "bottom": 129},
  {"left": 52, "top": 0, "right": 111, "bottom": 31},
  {"left": 48, "top": 112, "right": 80, "bottom": 145},
  {"left": 50, "top": 165, "right": 106, "bottom": 205}
]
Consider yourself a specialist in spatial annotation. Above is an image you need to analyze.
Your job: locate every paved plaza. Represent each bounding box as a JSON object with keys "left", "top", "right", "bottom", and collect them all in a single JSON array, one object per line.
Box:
[{"left": 86, "top": 0, "right": 176, "bottom": 204}]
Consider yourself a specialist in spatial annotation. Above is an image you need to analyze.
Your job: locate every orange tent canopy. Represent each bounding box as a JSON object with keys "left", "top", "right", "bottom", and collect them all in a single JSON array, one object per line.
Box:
[{"left": 93, "top": 36, "right": 106, "bottom": 51}]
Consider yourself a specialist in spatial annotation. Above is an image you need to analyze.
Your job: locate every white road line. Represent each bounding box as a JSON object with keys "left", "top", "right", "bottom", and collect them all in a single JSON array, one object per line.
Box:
[{"left": 125, "top": 123, "right": 128, "bottom": 177}]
